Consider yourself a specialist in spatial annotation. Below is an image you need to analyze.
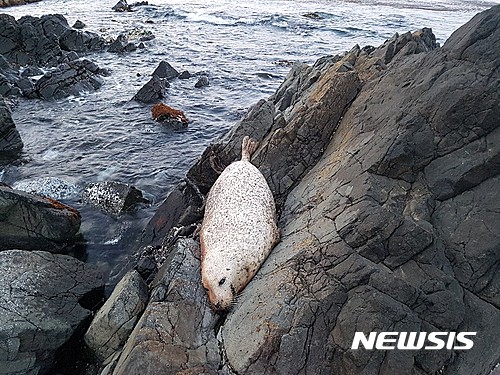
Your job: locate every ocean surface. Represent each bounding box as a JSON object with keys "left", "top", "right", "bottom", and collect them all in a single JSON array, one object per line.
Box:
[{"left": 1, "top": 0, "right": 498, "bottom": 288}]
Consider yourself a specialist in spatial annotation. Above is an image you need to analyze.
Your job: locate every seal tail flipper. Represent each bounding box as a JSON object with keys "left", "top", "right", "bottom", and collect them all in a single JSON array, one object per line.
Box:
[{"left": 241, "top": 136, "right": 259, "bottom": 161}]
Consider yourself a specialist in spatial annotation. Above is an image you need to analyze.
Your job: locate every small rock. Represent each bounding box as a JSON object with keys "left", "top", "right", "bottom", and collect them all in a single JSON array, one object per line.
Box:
[
  {"left": 194, "top": 75, "right": 209, "bottom": 88},
  {"left": 132, "top": 75, "right": 169, "bottom": 104},
  {"left": 82, "top": 181, "right": 149, "bottom": 215},
  {"left": 108, "top": 34, "right": 129, "bottom": 53},
  {"left": 112, "top": 0, "right": 131, "bottom": 12},
  {"left": 84, "top": 270, "right": 148, "bottom": 361},
  {"left": 73, "top": 19, "right": 86, "bottom": 29},
  {"left": 151, "top": 102, "right": 188, "bottom": 127},
  {"left": 178, "top": 70, "right": 192, "bottom": 79},
  {"left": 152, "top": 60, "right": 179, "bottom": 80}
]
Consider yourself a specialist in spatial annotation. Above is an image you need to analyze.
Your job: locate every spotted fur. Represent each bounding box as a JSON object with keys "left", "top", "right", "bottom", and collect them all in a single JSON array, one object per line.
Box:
[{"left": 201, "top": 136, "right": 280, "bottom": 311}]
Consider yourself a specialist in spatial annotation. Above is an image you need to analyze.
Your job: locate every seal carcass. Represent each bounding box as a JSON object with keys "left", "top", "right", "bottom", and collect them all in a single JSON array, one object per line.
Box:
[{"left": 200, "top": 136, "right": 280, "bottom": 311}]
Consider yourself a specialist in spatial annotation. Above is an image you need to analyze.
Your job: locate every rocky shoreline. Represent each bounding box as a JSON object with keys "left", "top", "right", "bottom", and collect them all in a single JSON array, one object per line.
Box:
[{"left": 0, "top": 4, "right": 499, "bottom": 375}]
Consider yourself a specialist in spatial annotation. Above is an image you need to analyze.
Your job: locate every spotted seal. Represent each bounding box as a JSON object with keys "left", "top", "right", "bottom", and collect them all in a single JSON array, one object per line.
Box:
[{"left": 200, "top": 136, "right": 280, "bottom": 311}]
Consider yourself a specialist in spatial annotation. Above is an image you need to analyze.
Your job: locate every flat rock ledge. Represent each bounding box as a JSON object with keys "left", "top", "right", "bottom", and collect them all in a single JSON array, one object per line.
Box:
[
  {"left": 91, "top": 5, "right": 500, "bottom": 375},
  {"left": 0, "top": 250, "right": 104, "bottom": 375}
]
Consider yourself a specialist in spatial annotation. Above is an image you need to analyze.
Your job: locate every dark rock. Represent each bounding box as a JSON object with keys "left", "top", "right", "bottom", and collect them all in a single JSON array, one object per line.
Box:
[
  {"left": 72, "top": 20, "right": 86, "bottom": 29},
  {"left": 0, "top": 14, "right": 106, "bottom": 68},
  {"left": 194, "top": 75, "right": 209, "bottom": 88},
  {"left": 34, "top": 59, "right": 104, "bottom": 100},
  {"left": 108, "top": 34, "right": 137, "bottom": 53},
  {"left": 112, "top": 0, "right": 131, "bottom": 12},
  {"left": 21, "top": 65, "right": 43, "bottom": 77},
  {"left": 132, "top": 75, "right": 169, "bottom": 104},
  {"left": 152, "top": 60, "right": 179, "bottom": 80},
  {"left": 140, "top": 181, "right": 203, "bottom": 247},
  {"left": 178, "top": 70, "right": 191, "bottom": 79},
  {"left": 0, "top": 0, "right": 41, "bottom": 6},
  {"left": 82, "top": 181, "right": 149, "bottom": 215},
  {"left": 0, "top": 185, "right": 81, "bottom": 251},
  {"left": 85, "top": 270, "right": 148, "bottom": 362},
  {"left": 0, "top": 96, "right": 23, "bottom": 154},
  {"left": 0, "top": 249, "right": 104, "bottom": 375},
  {"left": 59, "top": 28, "right": 106, "bottom": 53}
]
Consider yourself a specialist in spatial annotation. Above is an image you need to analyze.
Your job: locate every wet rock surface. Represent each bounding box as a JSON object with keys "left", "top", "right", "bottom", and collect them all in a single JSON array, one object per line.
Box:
[
  {"left": 0, "top": 95, "right": 22, "bottom": 155},
  {"left": 107, "top": 6, "right": 500, "bottom": 375},
  {"left": 0, "top": 13, "right": 110, "bottom": 99},
  {"left": 34, "top": 59, "right": 104, "bottom": 100},
  {"left": 82, "top": 181, "right": 149, "bottom": 215},
  {"left": 0, "top": 249, "right": 103, "bottom": 375},
  {"left": 132, "top": 75, "right": 169, "bottom": 104},
  {"left": 0, "top": 185, "right": 81, "bottom": 251}
]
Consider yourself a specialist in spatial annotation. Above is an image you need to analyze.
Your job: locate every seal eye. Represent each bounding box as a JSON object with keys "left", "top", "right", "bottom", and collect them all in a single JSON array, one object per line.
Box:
[{"left": 218, "top": 277, "right": 226, "bottom": 286}]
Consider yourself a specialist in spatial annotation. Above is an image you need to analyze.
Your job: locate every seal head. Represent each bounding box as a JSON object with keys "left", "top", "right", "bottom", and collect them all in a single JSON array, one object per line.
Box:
[{"left": 200, "top": 136, "right": 280, "bottom": 311}]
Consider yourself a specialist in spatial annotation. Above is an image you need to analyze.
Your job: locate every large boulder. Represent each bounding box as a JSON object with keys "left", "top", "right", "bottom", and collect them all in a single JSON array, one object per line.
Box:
[
  {"left": 34, "top": 59, "right": 104, "bottom": 100},
  {"left": 218, "top": 6, "right": 500, "bottom": 375},
  {"left": 0, "top": 249, "right": 103, "bottom": 375},
  {"left": 0, "top": 96, "right": 23, "bottom": 155},
  {"left": 0, "top": 185, "right": 81, "bottom": 251},
  {"left": 120, "top": 5, "right": 500, "bottom": 375}
]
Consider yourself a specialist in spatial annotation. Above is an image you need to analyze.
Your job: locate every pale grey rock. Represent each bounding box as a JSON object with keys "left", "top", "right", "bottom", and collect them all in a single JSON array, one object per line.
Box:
[{"left": 84, "top": 270, "right": 148, "bottom": 362}]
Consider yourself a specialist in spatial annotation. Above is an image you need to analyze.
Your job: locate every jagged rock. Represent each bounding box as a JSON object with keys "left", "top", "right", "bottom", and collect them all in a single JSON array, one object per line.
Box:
[
  {"left": 0, "top": 249, "right": 103, "bottom": 375},
  {"left": 109, "top": 239, "right": 219, "bottom": 375},
  {"left": 59, "top": 28, "right": 106, "bottom": 53},
  {"left": 132, "top": 75, "right": 169, "bottom": 104},
  {"left": 108, "top": 34, "right": 137, "bottom": 53},
  {"left": 21, "top": 66, "right": 44, "bottom": 77},
  {"left": 152, "top": 60, "right": 179, "bottom": 80},
  {"left": 82, "top": 181, "right": 149, "bottom": 215},
  {"left": 84, "top": 270, "right": 149, "bottom": 362},
  {"left": 0, "top": 13, "right": 106, "bottom": 68},
  {"left": 0, "top": 96, "right": 23, "bottom": 155},
  {"left": 73, "top": 20, "right": 86, "bottom": 29},
  {"left": 112, "top": 0, "right": 131, "bottom": 12},
  {"left": 0, "top": 185, "right": 81, "bottom": 251},
  {"left": 139, "top": 181, "right": 203, "bottom": 248},
  {"left": 12, "top": 176, "right": 82, "bottom": 200},
  {"left": 34, "top": 59, "right": 104, "bottom": 99},
  {"left": 218, "top": 6, "right": 500, "bottom": 375},
  {"left": 127, "top": 6, "right": 500, "bottom": 375},
  {"left": 194, "top": 75, "right": 209, "bottom": 88},
  {"left": 178, "top": 70, "right": 192, "bottom": 79}
]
